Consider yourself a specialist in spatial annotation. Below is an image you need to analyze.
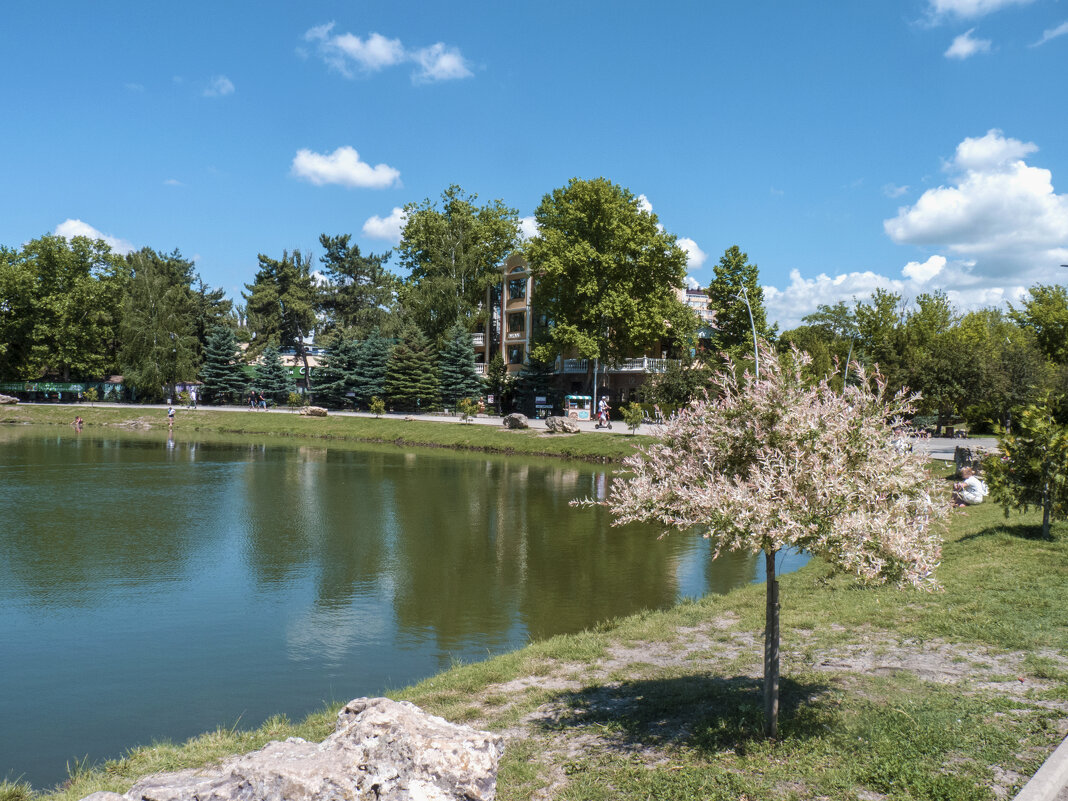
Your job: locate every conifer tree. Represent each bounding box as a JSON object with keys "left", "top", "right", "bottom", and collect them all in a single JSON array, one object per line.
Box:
[
  {"left": 254, "top": 345, "right": 295, "bottom": 404},
  {"left": 706, "top": 245, "right": 776, "bottom": 352},
  {"left": 384, "top": 326, "right": 440, "bottom": 412},
  {"left": 438, "top": 321, "right": 483, "bottom": 408},
  {"left": 199, "top": 327, "right": 247, "bottom": 404},
  {"left": 314, "top": 338, "right": 361, "bottom": 409},
  {"left": 351, "top": 328, "right": 392, "bottom": 409}
]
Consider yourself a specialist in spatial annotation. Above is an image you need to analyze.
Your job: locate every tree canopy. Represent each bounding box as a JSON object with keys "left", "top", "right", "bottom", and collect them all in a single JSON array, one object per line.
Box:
[
  {"left": 705, "top": 246, "right": 776, "bottom": 352},
  {"left": 398, "top": 185, "right": 520, "bottom": 345},
  {"left": 526, "top": 177, "right": 695, "bottom": 370}
]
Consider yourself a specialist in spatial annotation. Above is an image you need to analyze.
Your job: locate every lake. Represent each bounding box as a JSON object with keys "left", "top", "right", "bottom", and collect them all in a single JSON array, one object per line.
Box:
[{"left": 0, "top": 426, "right": 806, "bottom": 789}]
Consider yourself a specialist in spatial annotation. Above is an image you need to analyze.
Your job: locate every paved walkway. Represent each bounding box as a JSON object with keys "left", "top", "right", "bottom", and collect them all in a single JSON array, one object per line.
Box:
[{"left": 30, "top": 401, "right": 1001, "bottom": 450}]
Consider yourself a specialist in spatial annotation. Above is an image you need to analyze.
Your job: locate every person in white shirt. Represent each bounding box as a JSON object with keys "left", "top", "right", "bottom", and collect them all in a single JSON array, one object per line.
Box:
[{"left": 954, "top": 467, "right": 988, "bottom": 506}]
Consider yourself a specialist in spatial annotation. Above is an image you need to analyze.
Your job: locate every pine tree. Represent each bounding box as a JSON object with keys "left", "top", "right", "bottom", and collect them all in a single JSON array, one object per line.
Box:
[
  {"left": 438, "top": 321, "right": 483, "bottom": 408},
  {"left": 255, "top": 345, "right": 295, "bottom": 404},
  {"left": 198, "top": 327, "right": 247, "bottom": 404},
  {"left": 384, "top": 326, "right": 440, "bottom": 412},
  {"left": 314, "top": 338, "right": 361, "bottom": 409},
  {"left": 351, "top": 328, "right": 392, "bottom": 409},
  {"left": 514, "top": 357, "right": 556, "bottom": 415}
]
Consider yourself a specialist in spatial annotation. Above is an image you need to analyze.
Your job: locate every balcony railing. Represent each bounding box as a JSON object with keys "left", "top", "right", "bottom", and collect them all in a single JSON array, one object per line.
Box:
[
  {"left": 471, "top": 333, "right": 485, "bottom": 347},
  {"left": 608, "top": 357, "right": 675, "bottom": 373},
  {"left": 505, "top": 331, "right": 525, "bottom": 341},
  {"left": 474, "top": 363, "right": 486, "bottom": 375},
  {"left": 560, "top": 359, "right": 588, "bottom": 373}
]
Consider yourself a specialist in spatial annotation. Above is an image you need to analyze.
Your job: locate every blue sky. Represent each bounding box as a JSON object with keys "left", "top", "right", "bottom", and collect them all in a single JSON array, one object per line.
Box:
[{"left": 3, "top": 0, "right": 1066, "bottom": 328}]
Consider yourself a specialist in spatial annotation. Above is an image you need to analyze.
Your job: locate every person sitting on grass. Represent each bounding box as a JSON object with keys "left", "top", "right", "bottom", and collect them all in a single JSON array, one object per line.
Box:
[{"left": 953, "top": 467, "right": 988, "bottom": 507}]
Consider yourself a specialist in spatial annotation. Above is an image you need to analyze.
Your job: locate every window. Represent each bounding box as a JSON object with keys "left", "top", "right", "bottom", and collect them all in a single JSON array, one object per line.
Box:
[
  {"left": 508, "top": 345, "right": 524, "bottom": 365},
  {"left": 508, "top": 311, "right": 525, "bottom": 333},
  {"left": 508, "top": 278, "right": 526, "bottom": 301}
]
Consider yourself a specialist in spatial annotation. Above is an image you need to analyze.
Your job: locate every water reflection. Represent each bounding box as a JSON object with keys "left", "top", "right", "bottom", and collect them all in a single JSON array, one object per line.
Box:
[{"left": 0, "top": 427, "right": 802, "bottom": 790}]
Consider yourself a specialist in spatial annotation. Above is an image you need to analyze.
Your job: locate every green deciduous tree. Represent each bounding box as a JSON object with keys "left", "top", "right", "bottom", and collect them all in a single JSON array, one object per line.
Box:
[
  {"left": 119, "top": 249, "right": 199, "bottom": 402},
  {"left": 605, "top": 345, "right": 946, "bottom": 737},
  {"left": 398, "top": 185, "right": 520, "bottom": 344},
  {"left": 199, "top": 327, "right": 248, "bottom": 404},
  {"left": 1010, "top": 284, "right": 1068, "bottom": 365},
  {"left": 986, "top": 396, "right": 1068, "bottom": 540},
  {"left": 438, "top": 321, "right": 483, "bottom": 409},
  {"left": 318, "top": 234, "right": 399, "bottom": 340},
  {"left": 526, "top": 177, "right": 695, "bottom": 386},
  {"left": 706, "top": 246, "right": 776, "bottom": 352},
  {"left": 384, "top": 326, "right": 440, "bottom": 412},
  {"left": 254, "top": 345, "right": 295, "bottom": 404}
]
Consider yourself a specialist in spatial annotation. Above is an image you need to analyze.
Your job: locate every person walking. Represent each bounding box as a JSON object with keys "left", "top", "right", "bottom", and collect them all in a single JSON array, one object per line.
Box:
[
  {"left": 167, "top": 405, "right": 175, "bottom": 428},
  {"left": 189, "top": 386, "right": 197, "bottom": 409}
]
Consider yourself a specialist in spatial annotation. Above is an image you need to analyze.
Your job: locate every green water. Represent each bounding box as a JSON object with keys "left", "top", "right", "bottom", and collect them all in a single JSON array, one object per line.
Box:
[{"left": 0, "top": 426, "right": 804, "bottom": 789}]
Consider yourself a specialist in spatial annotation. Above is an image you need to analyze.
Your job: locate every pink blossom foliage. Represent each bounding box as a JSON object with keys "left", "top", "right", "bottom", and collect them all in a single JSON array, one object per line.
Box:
[{"left": 608, "top": 346, "right": 948, "bottom": 588}]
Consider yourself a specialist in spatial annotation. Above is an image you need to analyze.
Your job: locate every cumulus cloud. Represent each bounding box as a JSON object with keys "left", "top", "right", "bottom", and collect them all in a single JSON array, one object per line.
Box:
[
  {"left": 884, "top": 129, "right": 1068, "bottom": 284},
  {"left": 636, "top": 194, "right": 653, "bottom": 214},
  {"left": 1032, "top": 20, "right": 1068, "bottom": 47},
  {"left": 362, "top": 207, "right": 407, "bottom": 243},
  {"left": 927, "top": 0, "right": 1033, "bottom": 19},
  {"left": 54, "top": 219, "right": 135, "bottom": 255},
  {"left": 685, "top": 275, "right": 701, "bottom": 290},
  {"left": 902, "top": 254, "right": 947, "bottom": 282},
  {"left": 945, "top": 28, "right": 992, "bottom": 58},
  {"left": 304, "top": 23, "right": 471, "bottom": 83},
  {"left": 518, "top": 216, "right": 539, "bottom": 240},
  {"left": 203, "top": 75, "right": 235, "bottom": 97},
  {"left": 677, "top": 237, "right": 707, "bottom": 269},
  {"left": 291, "top": 146, "right": 401, "bottom": 189}
]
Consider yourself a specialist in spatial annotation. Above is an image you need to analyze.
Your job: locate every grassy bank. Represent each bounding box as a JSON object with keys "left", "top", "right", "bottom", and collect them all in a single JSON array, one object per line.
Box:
[
  {"left": 6, "top": 494, "right": 1065, "bottom": 801},
  {"left": 0, "top": 404, "right": 645, "bottom": 462}
]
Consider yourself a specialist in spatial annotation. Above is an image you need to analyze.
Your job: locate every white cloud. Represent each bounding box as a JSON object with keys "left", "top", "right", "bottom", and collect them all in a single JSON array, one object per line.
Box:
[
  {"left": 291, "top": 146, "right": 401, "bottom": 189},
  {"left": 303, "top": 23, "right": 471, "bottom": 83},
  {"left": 362, "top": 207, "right": 407, "bottom": 244},
  {"left": 685, "top": 275, "right": 701, "bottom": 290},
  {"left": 163, "top": 178, "right": 184, "bottom": 187},
  {"left": 518, "top": 216, "right": 539, "bottom": 240},
  {"left": 902, "top": 254, "right": 947, "bottom": 282},
  {"left": 884, "top": 130, "right": 1068, "bottom": 284},
  {"left": 203, "top": 75, "right": 235, "bottom": 97},
  {"left": 677, "top": 237, "right": 707, "bottom": 269},
  {"left": 54, "top": 219, "right": 135, "bottom": 255},
  {"left": 1032, "top": 20, "right": 1068, "bottom": 47},
  {"left": 883, "top": 183, "right": 910, "bottom": 198},
  {"left": 945, "top": 28, "right": 992, "bottom": 58},
  {"left": 928, "top": 0, "right": 1033, "bottom": 20},
  {"left": 636, "top": 194, "right": 653, "bottom": 214},
  {"left": 412, "top": 43, "right": 473, "bottom": 83}
]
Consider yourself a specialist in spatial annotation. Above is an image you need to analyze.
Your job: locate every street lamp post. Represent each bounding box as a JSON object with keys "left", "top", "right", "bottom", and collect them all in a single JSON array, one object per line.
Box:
[{"left": 736, "top": 287, "right": 760, "bottom": 380}]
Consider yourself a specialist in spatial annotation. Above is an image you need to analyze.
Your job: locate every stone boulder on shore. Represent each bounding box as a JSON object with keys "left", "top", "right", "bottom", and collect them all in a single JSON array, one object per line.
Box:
[
  {"left": 544, "top": 415, "right": 580, "bottom": 434},
  {"left": 0, "top": 393, "right": 18, "bottom": 404},
  {"left": 79, "top": 697, "right": 503, "bottom": 801},
  {"left": 298, "top": 406, "right": 328, "bottom": 417},
  {"left": 502, "top": 412, "right": 529, "bottom": 429}
]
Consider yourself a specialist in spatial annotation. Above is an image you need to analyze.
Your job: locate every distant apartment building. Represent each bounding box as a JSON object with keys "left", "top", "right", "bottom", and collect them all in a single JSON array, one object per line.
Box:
[{"left": 472, "top": 254, "right": 701, "bottom": 405}]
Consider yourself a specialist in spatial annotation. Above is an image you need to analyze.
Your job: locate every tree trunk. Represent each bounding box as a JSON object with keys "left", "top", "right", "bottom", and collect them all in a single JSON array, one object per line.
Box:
[
  {"left": 1042, "top": 479, "right": 1052, "bottom": 541},
  {"left": 764, "top": 548, "right": 780, "bottom": 738}
]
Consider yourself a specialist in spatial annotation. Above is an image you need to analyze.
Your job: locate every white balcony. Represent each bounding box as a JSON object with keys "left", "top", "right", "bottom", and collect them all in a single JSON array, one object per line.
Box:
[
  {"left": 560, "top": 359, "right": 588, "bottom": 373},
  {"left": 474, "top": 363, "right": 486, "bottom": 375},
  {"left": 471, "top": 333, "right": 485, "bottom": 347},
  {"left": 609, "top": 357, "right": 675, "bottom": 373}
]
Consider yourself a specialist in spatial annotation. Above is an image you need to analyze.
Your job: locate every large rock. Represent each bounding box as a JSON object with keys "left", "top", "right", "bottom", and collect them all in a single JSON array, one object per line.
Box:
[
  {"left": 0, "top": 393, "right": 18, "bottom": 404},
  {"left": 299, "top": 406, "right": 328, "bottom": 417},
  {"left": 82, "top": 697, "right": 503, "bottom": 801},
  {"left": 544, "top": 415, "right": 580, "bottom": 434},
  {"left": 502, "top": 413, "right": 529, "bottom": 430}
]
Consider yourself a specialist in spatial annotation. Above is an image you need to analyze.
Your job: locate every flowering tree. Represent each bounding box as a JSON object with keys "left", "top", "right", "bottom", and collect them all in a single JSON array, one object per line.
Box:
[{"left": 606, "top": 345, "right": 947, "bottom": 737}]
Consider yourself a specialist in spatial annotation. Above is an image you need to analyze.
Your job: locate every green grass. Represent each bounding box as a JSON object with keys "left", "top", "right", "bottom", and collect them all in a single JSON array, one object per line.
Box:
[
  {"left": 12, "top": 469, "right": 1068, "bottom": 801},
  {"left": 0, "top": 404, "right": 645, "bottom": 462}
]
